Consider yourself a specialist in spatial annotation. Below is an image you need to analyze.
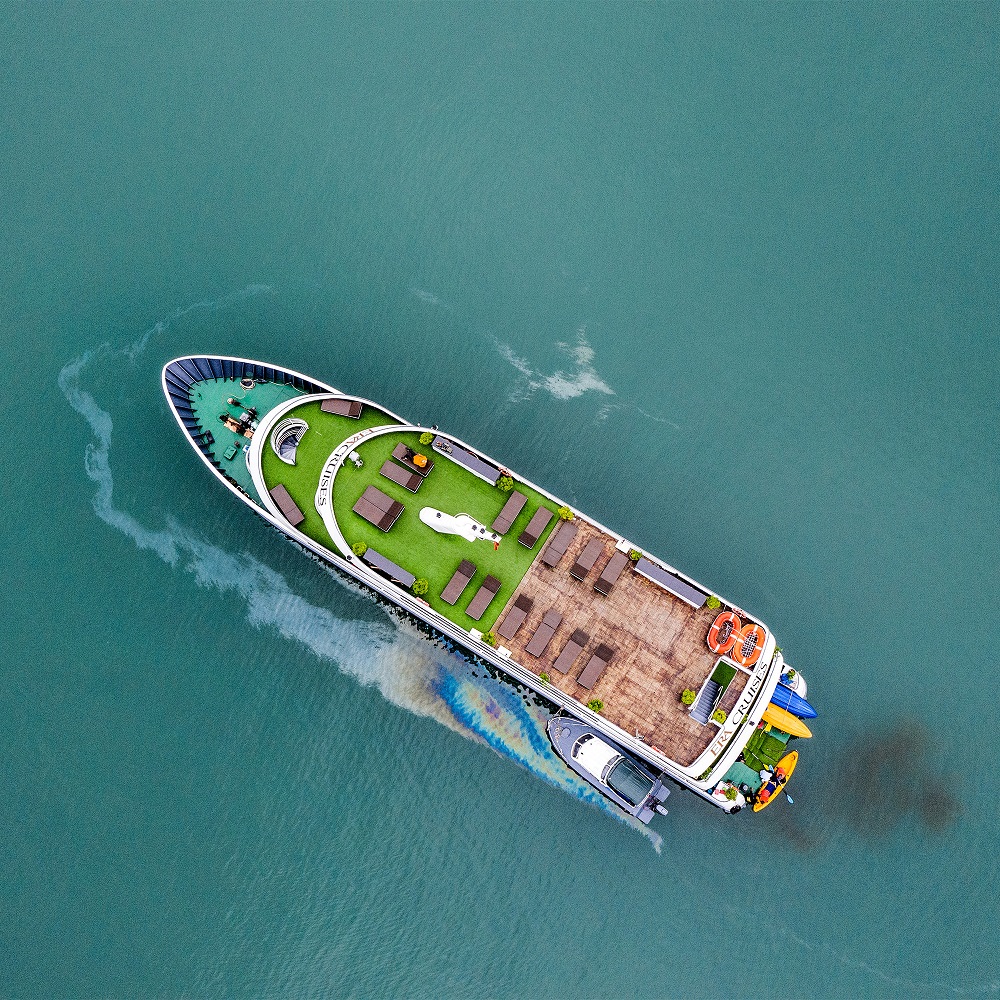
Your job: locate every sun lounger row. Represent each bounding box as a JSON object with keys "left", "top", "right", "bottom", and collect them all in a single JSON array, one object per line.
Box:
[
  {"left": 269, "top": 484, "right": 305, "bottom": 528},
  {"left": 541, "top": 520, "right": 578, "bottom": 567},
  {"left": 525, "top": 609, "right": 562, "bottom": 657},
  {"left": 392, "top": 443, "right": 434, "bottom": 477},
  {"left": 492, "top": 490, "right": 527, "bottom": 534},
  {"left": 552, "top": 630, "right": 614, "bottom": 688},
  {"left": 352, "top": 485, "right": 404, "bottom": 531},
  {"left": 566, "top": 540, "right": 631, "bottom": 596},
  {"left": 520, "top": 607, "right": 616, "bottom": 689},
  {"left": 320, "top": 397, "right": 363, "bottom": 418},
  {"left": 379, "top": 459, "right": 423, "bottom": 493},
  {"left": 441, "top": 559, "right": 477, "bottom": 605},
  {"left": 518, "top": 507, "right": 554, "bottom": 548}
]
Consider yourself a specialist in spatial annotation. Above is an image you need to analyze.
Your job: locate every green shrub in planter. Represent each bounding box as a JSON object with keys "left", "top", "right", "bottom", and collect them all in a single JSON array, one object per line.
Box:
[
  {"left": 557, "top": 505, "right": 574, "bottom": 521},
  {"left": 725, "top": 785, "right": 738, "bottom": 801},
  {"left": 680, "top": 688, "right": 696, "bottom": 706},
  {"left": 628, "top": 548, "right": 641, "bottom": 562},
  {"left": 412, "top": 578, "right": 429, "bottom": 596},
  {"left": 497, "top": 475, "right": 514, "bottom": 493},
  {"left": 706, "top": 595, "right": 721, "bottom": 610},
  {"left": 712, "top": 709, "right": 728, "bottom": 725},
  {"left": 539, "top": 672, "right": 550, "bottom": 683},
  {"left": 483, "top": 631, "right": 499, "bottom": 648},
  {"left": 419, "top": 431, "right": 434, "bottom": 446},
  {"left": 351, "top": 541, "right": 368, "bottom": 557},
  {"left": 587, "top": 698, "right": 604, "bottom": 713}
]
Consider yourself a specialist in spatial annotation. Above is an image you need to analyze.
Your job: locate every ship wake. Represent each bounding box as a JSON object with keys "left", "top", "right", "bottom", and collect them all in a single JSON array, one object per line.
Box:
[{"left": 58, "top": 292, "right": 662, "bottom": 850}]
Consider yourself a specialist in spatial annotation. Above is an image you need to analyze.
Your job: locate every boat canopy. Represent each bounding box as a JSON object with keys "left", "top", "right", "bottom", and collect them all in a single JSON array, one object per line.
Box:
[{"left": 573, "top": 733, "right": 620, "bottom": 781}]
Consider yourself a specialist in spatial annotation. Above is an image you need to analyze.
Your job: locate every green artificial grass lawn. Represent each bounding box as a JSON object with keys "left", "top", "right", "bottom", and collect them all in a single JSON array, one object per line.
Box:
[
  {"left": 260, "top": 399, "right": 401, "bottom": 543},
  {"left": 710, "top": 660, "right": 738, "bottom": 695},
  {"left": 332, "top": 430, "right": 560, "bottom": 632},
  {"left": 261, "top": 411, "right": 560, "bottom": 633}
]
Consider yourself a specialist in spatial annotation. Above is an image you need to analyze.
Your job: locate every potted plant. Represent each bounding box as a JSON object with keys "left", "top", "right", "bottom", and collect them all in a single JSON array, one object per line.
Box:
[
  {"left": 497, "top": 475, "right": 514, "bottom": 493},
  {"left": 681, "top": 689, "right": 696, "bottom": 706},
  {"left": 539, "top": 672, "right": 550, "bottom": 684},
  {"left": 712, "top": 709, "right": 728, "bottom": 725},
  {"left": 724, "top": 784, "right": 738, "bottom": 802},
  {"left": 351, "top": 541, "right": 368, "bottom": 557},
  {"left": 482, "top": 631, "right": 499, "bottom": 648},
  {"left": 628, "top": 548, "right": 641, "bottom": 562},
  {"left": 419, "top": 431, "right": 434, "bottom": 446},
  {"left": 587, "top": 698, "right": 604, "bottom": 713},
  {"left": 557, "top": 505, "right": 574, "bottom": 521},
  {"left": 412, "top": 578, "right": 429, "bottom": 596},
  {"left": 706, "top": 595, "right": 721, "bottom": 610}
]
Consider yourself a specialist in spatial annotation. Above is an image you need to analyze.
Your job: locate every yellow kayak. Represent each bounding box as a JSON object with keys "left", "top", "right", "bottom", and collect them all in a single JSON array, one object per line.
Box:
[
  {"left": 762, "top": 702, "right": 812, "bottom": 739},
  {"left": 752, "top": 750, "right": 798, "bottom": 812}
]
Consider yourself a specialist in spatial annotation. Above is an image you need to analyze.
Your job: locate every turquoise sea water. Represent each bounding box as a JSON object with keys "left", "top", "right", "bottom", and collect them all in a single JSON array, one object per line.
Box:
[{"left": 2, "top": 4, "right": 999, "bottom": 996}]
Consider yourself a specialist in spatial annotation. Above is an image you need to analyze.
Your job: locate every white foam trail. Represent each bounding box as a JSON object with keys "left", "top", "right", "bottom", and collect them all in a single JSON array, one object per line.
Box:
[
  {"left": 408, "top": 287, "right": 449, "bottom": 308},
  {"left": 59, "top": 340, "right": 463, "bottom": 727},
  {"left": 492, "top": 326, "right": 614, "bottom": 402},
  {"left": 58, "top": 292, "right": 666, "bottom": 849},
  {"left": 493, "top": 326, "right": 681, "bottom": 428}
]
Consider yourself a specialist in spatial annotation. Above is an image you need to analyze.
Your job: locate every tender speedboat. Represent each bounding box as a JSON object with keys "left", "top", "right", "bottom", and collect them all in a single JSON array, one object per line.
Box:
[{"left": 547, "top": 716, "right": 670, "bottom": 823}]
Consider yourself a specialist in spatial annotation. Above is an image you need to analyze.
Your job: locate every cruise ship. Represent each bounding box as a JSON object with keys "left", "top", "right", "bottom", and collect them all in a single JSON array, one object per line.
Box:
[{"left": 162, "top": 355, "right": 815, "bottom": 818}]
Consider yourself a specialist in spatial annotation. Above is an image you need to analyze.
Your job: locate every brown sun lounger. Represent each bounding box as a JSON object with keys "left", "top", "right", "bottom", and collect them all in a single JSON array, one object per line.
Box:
[
  {"left": 392, "top": 443, "right": 434, "bottom": 477},
  {"left": 492, "top": 490, "right": 528, "bottom": 534},
  {"left": 525, "top": 609, "right": 562, "bottom": 657},
  {"left": 360, "top": 485, "right": 395, "bottom": 512},
  {"left": 379, "top": 460, "right": 423, "bottom": 493},
  {"left": 466, "top": 575, "right": 501, "bottom": 621},
  {"left": 541, "top": 520, "right": 578, "bottom": 568},
  {"left": 570, "top": 538, "right": 604, "bottom": 581},
  {"left": 594, "top": 551, "right": 630, "bottom": 596},
  {"left": 441, "top": 559, "right": 477, "bottom": 605},
  {"left": 269, "top": 484, "right": 305, "bottom": 528},
  {"left": 552, "top": 629, "right": 589, "bottom": 675},
  {"left": 497, "top": 594, "right": 534, "bottom": 641},
  {"left": 320, "top": 397, "right": 363, "bottom": 418},
  {"left": 577, "top": 643, "right": 614, "bottom": 690},
  {"left": 518, "top": 507, "right": 554, "bottom": 548},
  {"left": 352, "top": 496, "right": 403, "bottom": 531}
]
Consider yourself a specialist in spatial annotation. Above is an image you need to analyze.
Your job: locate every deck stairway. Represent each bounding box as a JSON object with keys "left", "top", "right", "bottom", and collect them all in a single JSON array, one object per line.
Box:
[{"left": 690, "top": 679, "right": 721, "bottom": 725}]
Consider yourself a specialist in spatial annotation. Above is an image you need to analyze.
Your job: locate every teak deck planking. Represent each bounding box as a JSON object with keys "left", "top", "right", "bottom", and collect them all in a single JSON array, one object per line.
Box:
[{"left": 497, "top": 518, "right": 750, "bottom": 767}]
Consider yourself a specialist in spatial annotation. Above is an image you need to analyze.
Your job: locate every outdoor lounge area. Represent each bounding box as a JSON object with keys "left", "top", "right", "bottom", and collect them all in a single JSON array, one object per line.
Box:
[
  {"left": 492, "top": 516, "right": 745, "bottom": 765},
  {"left": 262, "top": 414, "right": 561, "bottom": 632}
]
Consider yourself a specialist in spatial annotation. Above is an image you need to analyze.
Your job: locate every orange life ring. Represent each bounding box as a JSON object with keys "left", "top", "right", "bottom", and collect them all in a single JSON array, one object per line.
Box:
[
  {"left": 707, "top": 611, "right": 742, "bottom": 654},
  {"left": 731, "top": 622, "right": 766, "bottom": 667}
]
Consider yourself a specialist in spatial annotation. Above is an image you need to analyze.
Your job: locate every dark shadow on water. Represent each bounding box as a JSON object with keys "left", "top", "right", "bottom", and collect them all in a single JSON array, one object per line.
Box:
[{"left": 773, "top": 719, "right": 962, "bottom": 851}]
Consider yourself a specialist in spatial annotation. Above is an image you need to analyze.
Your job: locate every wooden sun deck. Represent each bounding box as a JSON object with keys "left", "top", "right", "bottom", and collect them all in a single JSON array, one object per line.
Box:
[{"left": 497, "top": 518, "right": 750, "bottom": 767}]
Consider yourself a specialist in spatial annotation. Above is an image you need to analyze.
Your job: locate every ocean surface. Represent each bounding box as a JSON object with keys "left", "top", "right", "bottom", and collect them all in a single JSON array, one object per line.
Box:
[{"left": 2, "top": 3, "right": 998, "bottom": 997}]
